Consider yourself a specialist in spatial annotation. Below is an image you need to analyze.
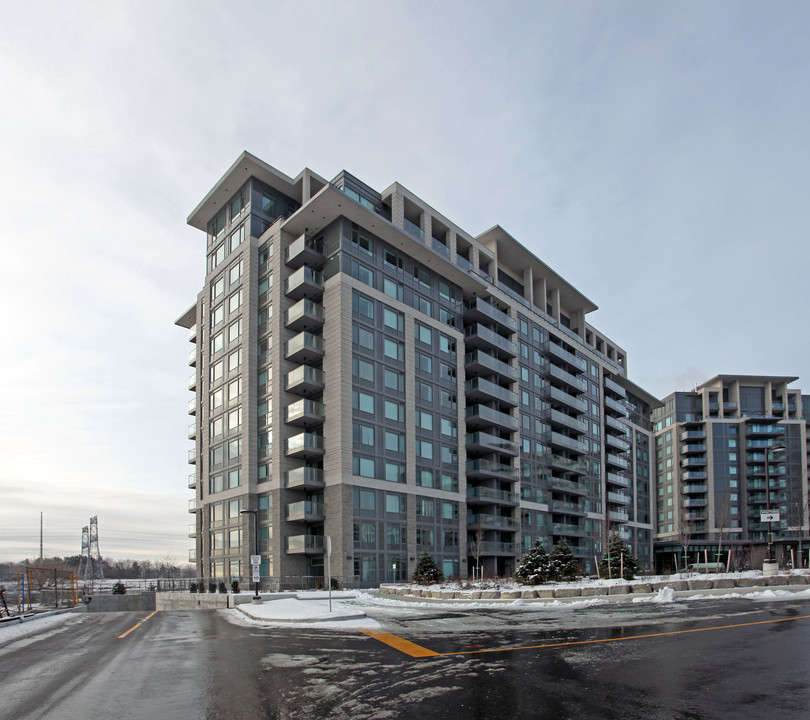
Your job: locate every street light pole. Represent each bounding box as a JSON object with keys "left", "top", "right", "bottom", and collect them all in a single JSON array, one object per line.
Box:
[{"left": 240, "top": 509, "right": 260, "bottom": 599}]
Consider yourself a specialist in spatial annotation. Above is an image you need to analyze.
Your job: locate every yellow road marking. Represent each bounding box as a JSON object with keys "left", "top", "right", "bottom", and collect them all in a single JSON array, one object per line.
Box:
[
  {"left": 364, "top": 613, "right": 810, "bottom": 658},
  {"left": 118, "top": 610, "right": 159, "bottom": 639},
  {"left": 361, "top": 630, "right": 440, "bottom": 657}
]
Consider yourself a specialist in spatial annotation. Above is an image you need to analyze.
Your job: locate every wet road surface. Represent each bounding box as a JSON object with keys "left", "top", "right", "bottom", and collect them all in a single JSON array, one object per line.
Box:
[{"left": 1, "top": 597, "right": 809, "bottom": 719}]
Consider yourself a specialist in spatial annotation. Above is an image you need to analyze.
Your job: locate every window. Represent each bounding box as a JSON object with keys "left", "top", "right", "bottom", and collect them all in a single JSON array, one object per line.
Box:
[
  {"left": 348, "top": 258, "right": 374, "bottom": 287},
  {"left": 384, "top": 307, "right": 403, "bottom": 332},
  {"left": 439, "top": 334, "right": 455, "bottom": 355},
  {"left": 229, "top": 260, "right": 242, "bottom": 285},
  {"left": 210, "top": 417, "right": 224, "bottom": 438},
  {"left": 384, "top": 369, "right": 403, "bottom": 391},
  {"left": 385, "top": 431, "right": 404, "bottom": 452},
  {"left": 418, "top": 440, "right": 433, "bottom": 460},
  {"left": 212, "top": 276, "right": 225, "bottom": 300},
  {"left": 228, "top": 438, "right": 241, "bottom": 459},
  {"left": 354, "top": 456, "right": 376, "bottom": 478},
  {"left": 384, "top": 400, "right": 403, "bottom": 422},
  {"left": 210, "top": 388, "right": 223, "bottom": 411},
  {"left": 439, "top": 308, "right": 455, "bottom": 327},
  {"left": 228, "top": 349, "right": 241, "bottom": 372},
  {"left": 357, "top": 488, "right": 375, "bottom": 510},
  {"left": 439, "top": 281, "right": 455, "bottom": 302},
  {"left": 211, "top": 304, "right": 224, "bottom": 327},
  {"left": 416, "top": 498, "right": 434, "bottom": 517},
  {"left": 353, "top": 357, "right": 375, "bottom": 382},
  {"left": 229, "top": 223, "right": 244, "bottom": 252},
  {"left": 352, "top": 230, "right": 374, "bottom": 257},
  {"left": 229, "top": 290, "right": 242, "bottom": 314},
  {"left": 228, "top": 407, "right": 241, "bottom": 430},
  {"left": 384, "top": 338, "right": 403, "bottom": 361},
  {"left": 353, "top": 391, "right": 375, "bottom": 414},
  {"left": 353, "top": 325, "right": 374, "bottom": 350},
  {"left": 415, "top": 322, "right": 432, "bottom": 345},
  {"left": 417, "top": 352, "right": 432, "bottom": 373},
  {"left": 440, "top": 390, "right": 456, "bottom": 409},
  {"left": 418, "top": 381, "right": 433, "bottom": 403},
  {"left": 385, "top": 493, "right": 404, "bottom": 514},
  {"left": 414, "top": 267, "right": 431, "bottom": 288},
  {"left": 441, "top": 445, "right": 457, "bottom": 465},
  {"left": 384, "top": 249, "right": 402, "bottom": 270},
  {"left": 211, "top": 361, "right": 223, "bottom": 383},
  {"left": 228, "top": 320, "right": 240, "bottom": 343},
  {"left": 384, "top": 462, "right": 404, "bottom": 483},
  {"left": 353, "top": 291, "right": 374, "bottom": 320},
  {"left": 228, "top": 468, "right": 240, "bottom": 488},
  {"left": 211, "top": 332, "right": 223, "bottom": 354},
  {"left": 440, "top": 418, "right": 457, "bottom": 437},
  {"left": 383, "top": 277, "right": 403, "bottom": 301},
  {"left": 439, "top": 362, "right": 455, "bottom": 381},
  {"left": 440, "top": 473, "right": 457, "bottom": 492},
  {"left": 417, "top": 469, "right": 434, "bottom": 487},
  {"left": 228, "top": 378, "right": 241, "bottom": 401},
  {"left": 442, "top": 501, "right": 458, "bottom": 520},
  {"left": 418, "top": 411, "right": 433, "bottom": 431}
]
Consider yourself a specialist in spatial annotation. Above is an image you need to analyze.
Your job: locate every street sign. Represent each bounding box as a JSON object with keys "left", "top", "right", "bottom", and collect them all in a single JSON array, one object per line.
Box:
[
  {"left": 250, "top": 555, "right": 261, "bottom": 566},
  {"left": 250, "top": 554, "right": 261, "bottom": 583},
  {"left": 761, "top": 511, "right": 780, "bottom": 523}
]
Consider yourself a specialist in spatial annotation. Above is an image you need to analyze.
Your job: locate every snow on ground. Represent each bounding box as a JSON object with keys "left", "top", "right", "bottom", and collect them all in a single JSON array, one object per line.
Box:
[{"left": 0, "top": 612, "right": 79, "bottom": 655}]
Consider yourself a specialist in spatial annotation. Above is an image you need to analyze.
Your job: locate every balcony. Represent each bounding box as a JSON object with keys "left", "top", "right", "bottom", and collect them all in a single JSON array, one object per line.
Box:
[
  {"left": 285, "top": 365, "right": 325, "bottom": 396},
  {"left": 188, "top": 548, "right": 197, "bottom": 563},
  {"left": 606, "top": 452, "right": 630, "bottom": 470},
  {"left": 463, "top": 297, "right": 516, "bottom": 332},
  {"left": 680, "top": 443, "right": 707, "bottom": 455},
  {"left": 552, "top": 522, "right": 587, "bottom": 537},
  {"left": 547, "top": 455, "right": 587, "bottom": 475},
  {"left": 681, "top": 471, "right": 707, "bottom": 481},
  {"left": 745, "top": 423, "right": 785, "bottom": 437},
  {"left": 188, "top": 373, "right": 197, "bottom": 391},
  {"left": 544, "top": 341, "right": 586, "bottom": 373},
  {"left": 188, "top": 498, "right": 196, "bottom": 513},
  {"left": 541, "top": 385, "right": 587, "bottom": 414},
  {"left": 285, "top": 432, "right": 324, "bottom": 459},
  {"left": 285, "top": 266, "right": 324, "bottom": 300},
  {"left": 604, "top": 376, "right": 627, "bottom": 399},
  {"left": 608, "top": 510, "right": 630, "bottom": 523},
  {"left": 465, "top": 404, "right": 519, "bottom": 432},
  {"left": 188, "top": 398, "right": 196, "bottom": 415},
  {"left": 550, "top": 477, "right": 589, "bottom": 495},
  {"left": 467, "top": 486, "right": 520, "bottom": 506},
  {"left": 544, "top": 431, "right": 587, "bottom": 454},
  {"left": 188, "top": 324, "right": 197, "bottom": 342},
  {"left": 604, "top": 395, "right": 627, "bottom": 416},
  {"left": 478, "top": 541, "right": 521, "bottom": 555},
  {"left": 547, "top": 363, "right": 587, "bottom": 393},
  {"left": 285, "top": 466, "right": 325, "bottom": 490},
  {"left": 285, "top": 299, "right": 324, "bottom": 332},
  {"left": 680, "top": 430, "right": 707, "bottom": 442},
  {"left": 552, "top": 499, "right": 586, "bottom": 515},
  {"left": 287, "top": 534, "right": 325, "bottom": 554},
  {"left": 188, "top": 423, "right": 196, "bottom": 440},
  {"left": 682, "top": 484, "right": 708, "bottom": 495},
  {"left": 188, "top": 473, "right": 196, "bottom": 489},
  {"left": 605, "top": 414, "right": 628, "bottom": 435},
  {"left": 546, "top": 408, "right": 588, "bottom": 435},
  {"left": 466, "top": 431, "right": 519, "bottom": 456},
  {"left": 284, "top": 331, "right": 324, "bottom": 364},
  {"left": 285, "top": 398, "right": 325, "bottom": 428},
  {"left": 605, "top": 433, "right": 630, "bottom": 452},
  {"left": 464, "top": 350, "right": 517, "bottom": 381},
  {"left": 680, "top": 457, "right": 708, "bottom": 468},
  {"left": 607, "top": 491, "right": 632, "bottom": 506},
  {"left": 286, "top": 500, "right": 325, "bottom": 523},
  {"left": 188, "top": 348, "right": 197, "bottom": 366},
  {"left": 467, "top": 513, "right": 519, "bottom": 530},
  {"left": 465, "top": 377, "right": 518, "bottom": 407},
  {"left": 188, "top": 524, "right": 197, "bottom": 538},
  {"left": 188, "top": 448, "right": 197, "bottom": 464},
  {"left": 682, "top": 498, "right": 708, "bottom": 508},
  {"left": 466, "top": 459, "right": 519, "bottom": 480},
  {"left": 464, "top": 324, "right": 517, "bottom": 358},
  {"left": 285, "top": 233, "right": 324, "bottom": 269},
  {"left": 607, "top": 472, "right": 632, "bottom": 488}
]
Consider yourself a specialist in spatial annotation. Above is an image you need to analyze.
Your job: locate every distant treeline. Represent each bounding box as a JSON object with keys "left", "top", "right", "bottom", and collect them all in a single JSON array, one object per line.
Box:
[{"left": 1, "top": 556, "right": 196, "bottom": 579}]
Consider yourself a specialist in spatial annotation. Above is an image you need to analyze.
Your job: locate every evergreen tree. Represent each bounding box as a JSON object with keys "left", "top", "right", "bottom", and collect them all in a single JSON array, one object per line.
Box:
[
  {"left": 515, "top": 540, "right": 551, "bottom": 585},
  {"left": 412, "top": 551, "right": 443, "bottom": 584},
  {"left": 599, "top": 533, "right": 639, "bottom": 580},
  {"left": 549, "top": 539, "right": 581, "bottom": 581}
]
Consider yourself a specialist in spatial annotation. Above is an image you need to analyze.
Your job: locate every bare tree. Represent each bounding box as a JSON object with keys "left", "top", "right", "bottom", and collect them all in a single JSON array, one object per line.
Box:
[
  {"left": 714, "top": 486, "right": 734, "bottom": 571},
  {"left": 468, "top": 527, "right": 485, "bottom": 580},
  {"left": 676, "top": 517, "right": 694, "bottom": 573}
]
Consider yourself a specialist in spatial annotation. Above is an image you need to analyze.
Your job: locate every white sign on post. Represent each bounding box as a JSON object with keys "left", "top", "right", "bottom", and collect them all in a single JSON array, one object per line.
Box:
[
  {"left": 761, "top": 511, "right": 780, "bottom": 523},
  {"left": 250, "top": 554, "right": 261, "bottom": 583}
]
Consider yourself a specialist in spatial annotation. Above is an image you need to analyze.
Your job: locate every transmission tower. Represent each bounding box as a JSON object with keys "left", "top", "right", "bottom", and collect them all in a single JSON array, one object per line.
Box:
[{"left": 77, "top": 516, "right": 105, "bottom": 583}]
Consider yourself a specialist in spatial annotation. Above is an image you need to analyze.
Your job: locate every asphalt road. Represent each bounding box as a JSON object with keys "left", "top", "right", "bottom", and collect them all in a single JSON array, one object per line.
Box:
[{"left": 2, "top": 597, "right": 809, "bottom": 719}]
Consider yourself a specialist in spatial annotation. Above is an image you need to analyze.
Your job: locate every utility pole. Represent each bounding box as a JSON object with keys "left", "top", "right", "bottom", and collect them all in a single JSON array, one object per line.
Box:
[{"left": 40, "top": 512, "right": 43, "bottom": 561}]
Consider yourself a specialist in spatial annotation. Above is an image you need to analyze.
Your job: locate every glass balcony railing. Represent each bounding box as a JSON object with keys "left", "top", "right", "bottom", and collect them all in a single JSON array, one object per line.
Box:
[{"left": 285, "top": 466, "right": 325, "bottom": 489}]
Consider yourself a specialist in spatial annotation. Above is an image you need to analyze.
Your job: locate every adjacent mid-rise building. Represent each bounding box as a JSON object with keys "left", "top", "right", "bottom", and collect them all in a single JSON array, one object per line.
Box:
[
  {"left": 652, "top": 375, "right": 810, "bottom": 571},
  {"left": 178, "top": 152, "right": 657, "bottom": 586}
]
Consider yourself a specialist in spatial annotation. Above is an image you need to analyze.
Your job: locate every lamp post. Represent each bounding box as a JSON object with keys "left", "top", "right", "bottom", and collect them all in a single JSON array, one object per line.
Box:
[
  {"left": 763, "top": 443, "right": 785, "bottom": 564},
  {"left": 240, "top": 509, "right": 260, "bottom": 599}
]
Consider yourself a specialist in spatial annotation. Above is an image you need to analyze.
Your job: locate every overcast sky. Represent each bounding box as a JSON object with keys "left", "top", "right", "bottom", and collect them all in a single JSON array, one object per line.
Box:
[{"left": 1, "top": 1, "right": 808, "bottom": 563}]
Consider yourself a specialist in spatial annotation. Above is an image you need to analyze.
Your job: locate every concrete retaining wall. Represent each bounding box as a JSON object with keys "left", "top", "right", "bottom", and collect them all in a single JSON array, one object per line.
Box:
[
  {"left": 82, "top": 593, "right": 156, "bottom": 612},
  {"left": 379, "top": 573, "right": 809, "bottom": 602}
]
